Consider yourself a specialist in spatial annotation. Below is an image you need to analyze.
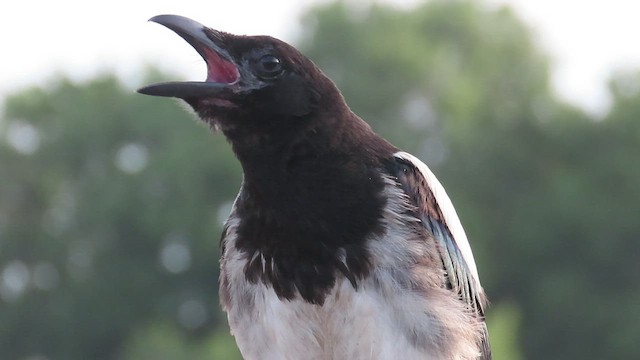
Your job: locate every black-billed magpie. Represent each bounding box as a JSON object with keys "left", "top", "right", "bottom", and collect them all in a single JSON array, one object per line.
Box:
[{"left": 139, "top": 14, "right": 491, "bottom": 360}]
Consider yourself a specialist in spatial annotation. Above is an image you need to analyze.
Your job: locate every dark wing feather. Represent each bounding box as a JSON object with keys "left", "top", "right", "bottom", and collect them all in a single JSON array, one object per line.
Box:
[
  {"left": 390, "top": 151, "right": 491, "bottom": 359},
  {"left": 218, "top": 219, "right": 232, "bottom": 309}
]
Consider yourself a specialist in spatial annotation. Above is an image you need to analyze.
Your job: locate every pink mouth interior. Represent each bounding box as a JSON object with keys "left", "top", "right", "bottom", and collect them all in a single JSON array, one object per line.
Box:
[{"left": 203, "top": 47, "right": 239, "bottom": 84}]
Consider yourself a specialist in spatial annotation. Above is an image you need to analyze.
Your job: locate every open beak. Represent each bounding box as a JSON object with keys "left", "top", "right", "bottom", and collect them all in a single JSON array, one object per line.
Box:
[{"left": 137, "top": 15, "right": 240, "bottom": 99}]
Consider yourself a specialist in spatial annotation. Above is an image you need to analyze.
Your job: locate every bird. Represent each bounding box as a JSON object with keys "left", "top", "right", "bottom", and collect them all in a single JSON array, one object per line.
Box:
[{"left": 139, "top": 14, "right": 491, "bottom": 360}]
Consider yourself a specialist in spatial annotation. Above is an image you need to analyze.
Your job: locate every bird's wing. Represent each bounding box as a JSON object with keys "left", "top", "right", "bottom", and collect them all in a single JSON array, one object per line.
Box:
[
  {"left": 391, "top": 152, "right": 491, "bottom": 359},
  {"left": 391, "top": 151, "right": 485, "bottom": 311}
]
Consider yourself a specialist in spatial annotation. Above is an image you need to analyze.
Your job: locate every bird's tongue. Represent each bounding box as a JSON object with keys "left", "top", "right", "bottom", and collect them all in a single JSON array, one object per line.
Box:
[{"left": 204, "top": 47, "right": 239, "bottom": 84}]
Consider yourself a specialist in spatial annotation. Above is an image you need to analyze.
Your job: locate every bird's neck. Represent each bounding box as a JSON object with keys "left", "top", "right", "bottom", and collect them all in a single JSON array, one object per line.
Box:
[
  {"left": 224, "top": 111, "right": 397, "bottom": 304},
  {"left": 224, "top": 110, "right": 394, "bottom": 191}
]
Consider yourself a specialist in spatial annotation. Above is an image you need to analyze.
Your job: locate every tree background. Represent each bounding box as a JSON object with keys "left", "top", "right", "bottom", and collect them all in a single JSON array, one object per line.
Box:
[{"left": 1, "top": 1, "right": 638, "bottom": 359}]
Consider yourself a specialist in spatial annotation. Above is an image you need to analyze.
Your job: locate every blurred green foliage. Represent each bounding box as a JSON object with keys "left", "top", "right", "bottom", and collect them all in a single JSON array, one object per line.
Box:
[
  {"left": 0, "top": 1, "right": 638, "bottom": 359},
  {"left": 0, "top": 73, "right": 242, "bottom": 359}
]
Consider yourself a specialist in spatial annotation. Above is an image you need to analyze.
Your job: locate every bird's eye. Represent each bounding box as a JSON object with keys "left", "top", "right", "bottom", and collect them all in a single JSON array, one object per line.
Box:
[{"left": 256, "top": 55, "right": 283, "bottom": 79}]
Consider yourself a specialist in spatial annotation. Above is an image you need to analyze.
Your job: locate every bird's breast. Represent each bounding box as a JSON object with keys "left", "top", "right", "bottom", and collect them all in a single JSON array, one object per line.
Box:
[
  {"left": 219, "top": 178, "right": 484, "bottom": 360},
  {"left": 224, "top": 275, "right": 437, "bottom": 360}
]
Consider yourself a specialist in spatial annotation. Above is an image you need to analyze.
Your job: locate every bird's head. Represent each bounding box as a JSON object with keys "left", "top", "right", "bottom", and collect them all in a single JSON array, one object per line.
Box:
[{"left": 139, "top": 15, "right": 343, "bottom": 138}]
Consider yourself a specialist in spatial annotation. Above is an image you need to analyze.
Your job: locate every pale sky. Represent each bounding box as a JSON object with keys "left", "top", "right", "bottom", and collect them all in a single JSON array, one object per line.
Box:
[{"left": 2, "top": 0, "right": 639, "bottom": 116}]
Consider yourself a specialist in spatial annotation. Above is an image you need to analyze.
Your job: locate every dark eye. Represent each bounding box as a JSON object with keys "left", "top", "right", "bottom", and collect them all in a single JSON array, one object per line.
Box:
[{"left": 256, "top": 55, "right": 283, "bottom": 79}]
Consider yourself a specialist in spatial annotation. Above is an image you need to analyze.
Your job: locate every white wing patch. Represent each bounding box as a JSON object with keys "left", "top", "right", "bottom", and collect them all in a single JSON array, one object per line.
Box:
[{"left": 393, "top": 151, "right": 481, "bottom": 290}]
